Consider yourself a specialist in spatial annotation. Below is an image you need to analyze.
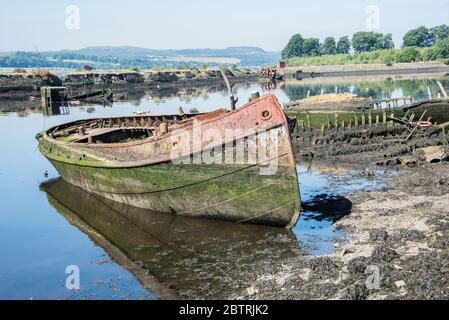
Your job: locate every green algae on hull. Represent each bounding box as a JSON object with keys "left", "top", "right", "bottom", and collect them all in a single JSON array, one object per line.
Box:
[{"left": 41, "top": 138, "right": 300, "bottom": 227}]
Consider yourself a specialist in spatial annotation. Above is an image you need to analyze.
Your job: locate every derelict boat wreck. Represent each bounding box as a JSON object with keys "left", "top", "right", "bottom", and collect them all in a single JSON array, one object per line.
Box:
[{"left": 38, "top": 93, "right": 301, "bottom": 228}]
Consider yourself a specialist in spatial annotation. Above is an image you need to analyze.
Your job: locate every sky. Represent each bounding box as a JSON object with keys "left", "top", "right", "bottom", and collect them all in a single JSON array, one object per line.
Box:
[{"left": 0, "top": 0, "right": 448, "bottom": 52}]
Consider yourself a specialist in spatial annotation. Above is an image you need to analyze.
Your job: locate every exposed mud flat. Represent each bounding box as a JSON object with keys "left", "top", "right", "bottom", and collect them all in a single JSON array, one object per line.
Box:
[{"left": 234, "top": 162, "right": 448, "bottom": 300}]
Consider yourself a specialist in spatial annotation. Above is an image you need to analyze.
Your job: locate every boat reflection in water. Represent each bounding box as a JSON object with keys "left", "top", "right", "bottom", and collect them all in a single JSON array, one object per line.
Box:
[{"left": 41, "top": 178, "right": 300, "bottom": 299}]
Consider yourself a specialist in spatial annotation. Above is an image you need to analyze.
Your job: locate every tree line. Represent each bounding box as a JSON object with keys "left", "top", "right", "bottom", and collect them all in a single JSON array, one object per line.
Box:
[{"left": 282, "top": 24, "right": 449, "bottom": 60}]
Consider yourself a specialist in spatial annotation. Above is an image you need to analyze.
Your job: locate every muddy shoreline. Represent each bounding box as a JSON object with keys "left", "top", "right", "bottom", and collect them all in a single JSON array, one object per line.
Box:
[
  {"left": 1, "top": 62, "right": 448, "bottom": 99},
  {"left": 0, "top": 80, "right": 253, "bottom": 113},
  {"left": 239, "top": 119, "right": 449, "bottom": 300},
  {"left": 231, "top": 161, "right": 448, "bottom": 300},
  {"left": 0, "top": 70, "right": 259, "bottom": 99}
]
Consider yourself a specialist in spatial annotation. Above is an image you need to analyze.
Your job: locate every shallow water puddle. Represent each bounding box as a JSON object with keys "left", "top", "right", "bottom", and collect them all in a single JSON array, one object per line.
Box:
[{"left": 294, "top": 162, "right": 397, "bottom": 255}]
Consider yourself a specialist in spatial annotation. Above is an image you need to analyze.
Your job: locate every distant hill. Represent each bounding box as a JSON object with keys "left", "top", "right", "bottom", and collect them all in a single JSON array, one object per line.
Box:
[
  {"left": 69, "top": 46, "right": 277, "bottom": 58},
  {"left": 70, "top": 46, "right": 157, "bottom": 57},
  {"left": 0, "top": 46, "right": 281, "bottom": 69}
]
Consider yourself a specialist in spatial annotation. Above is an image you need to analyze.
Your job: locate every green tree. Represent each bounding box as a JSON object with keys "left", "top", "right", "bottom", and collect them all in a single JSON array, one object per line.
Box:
[
  {"left": 282, "top": 34, "right": 304, "bottom": 59},
  {"left": 302, "top": 38, "right": 321, "bottom": 56},
  {"left": 430, "top": 25, "right": 449, "bottom": 43},
  {"left": 433, "top": 36, "right": 449, "bottom": 59},
  {"left": 382, "top": 34, "right": 395, "bottom": 50},
  {"left": 336, "top": 36, "right": 351, "bottom": 54},
  {"left": 352, "top": 32, "right": 394, "bottom": 53},
  {"left": 402, "top": 26, "right": 434, "bottom": 47},
  {"left": 322, "top": 37, "right": 337, "bottom": 55}
]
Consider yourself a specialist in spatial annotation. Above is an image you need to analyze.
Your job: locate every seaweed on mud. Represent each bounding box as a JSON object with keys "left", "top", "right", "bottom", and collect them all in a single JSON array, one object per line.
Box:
[
  {"left": 309, "top": 257, "right": 341, "bottom": 279},
  {"left": 348, "top": 257, "right": 371, "bottom": 275},
  {"left": 370, "top": 246, "right": 399, "bottom": 264},
  {"left": 344, "top": 282, "right": 369, "bottom": 300},
  {"left": 397, "top": 252, "right": 449, "bottom": 299},
  {"left": 369, "top": 229, "right": 389, "bottom": 242},
  {"left": 387, "top": 229, "right": 427, "bottom": 243},
  {"left": 234, "top": 163, "right": 448, "bottom": 300}
]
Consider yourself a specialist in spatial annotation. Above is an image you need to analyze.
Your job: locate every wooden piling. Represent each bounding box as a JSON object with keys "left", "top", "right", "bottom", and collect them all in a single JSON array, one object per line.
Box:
[{"left": 78, "top": 126, "right": 85, "bottom": 136}]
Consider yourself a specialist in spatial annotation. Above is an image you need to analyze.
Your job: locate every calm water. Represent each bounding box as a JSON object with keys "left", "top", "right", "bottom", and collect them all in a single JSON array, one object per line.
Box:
[{"left": 0, "top": 77, "right": 444, "bottom": 299}]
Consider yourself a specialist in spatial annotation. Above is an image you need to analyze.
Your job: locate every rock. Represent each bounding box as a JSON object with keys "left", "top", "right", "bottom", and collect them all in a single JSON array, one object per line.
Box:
[
  {"left": 341, "top": 247, "right": 355, "bottom": 256},
  {"left": 298, "top": 268, "right": 311, "bottom": 282},
  {"left": 246, "top": 285, "right": 258, "bottom": 296},
  {"left": 395, "top": 280, "right": 406, "bottom": 289},
  {"left": 276, "top": 278, "right": 286, "bottom": 286}
]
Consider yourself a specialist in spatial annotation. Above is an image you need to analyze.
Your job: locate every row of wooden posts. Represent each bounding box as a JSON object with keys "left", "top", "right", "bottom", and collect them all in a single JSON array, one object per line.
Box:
[{"left": 302, "top": 110, "right": 399, "bottom": 130}]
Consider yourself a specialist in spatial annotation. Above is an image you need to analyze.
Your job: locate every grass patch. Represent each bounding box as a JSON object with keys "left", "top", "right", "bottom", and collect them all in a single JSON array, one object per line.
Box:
[{"left": 286, "top": 46, "right": 446, "bottom": 67}]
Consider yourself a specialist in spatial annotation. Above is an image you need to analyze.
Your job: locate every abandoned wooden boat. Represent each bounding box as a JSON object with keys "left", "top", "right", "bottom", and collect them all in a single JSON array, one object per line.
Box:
[
  {"left": 286, "top": 95, "right": 449, "bottom": 129},
  {"left": 38, "top": 93, "right": 301, "bottom": 228}
]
